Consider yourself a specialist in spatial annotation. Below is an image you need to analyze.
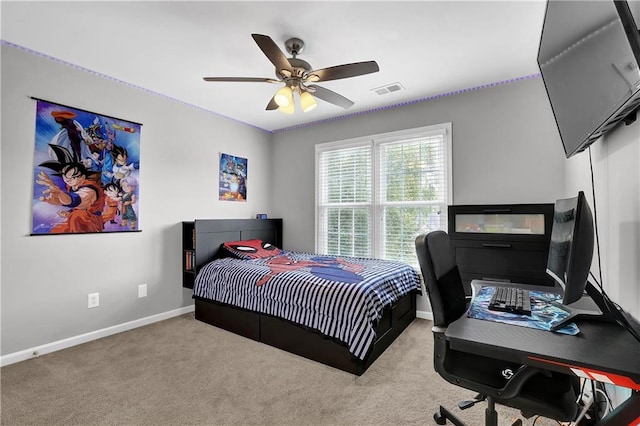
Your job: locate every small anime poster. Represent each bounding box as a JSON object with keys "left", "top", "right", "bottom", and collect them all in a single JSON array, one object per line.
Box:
[
  {"left": 31, "top": 99, "right": 142, "bottom": 235},
  {"left": 219, "top": 153, "right": 247, "bottom": 202}
]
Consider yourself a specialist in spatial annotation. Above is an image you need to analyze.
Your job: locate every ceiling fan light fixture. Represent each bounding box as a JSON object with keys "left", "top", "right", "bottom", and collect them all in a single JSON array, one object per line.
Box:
[
  {"left": 306, "top": 74, "right": 320, "bottom": 82},
  {"left": 274, "top": 86, "right": 293, "bottom": 107},
  {"left": 300, "top": 91, "right": 317, "bottom": 112}
]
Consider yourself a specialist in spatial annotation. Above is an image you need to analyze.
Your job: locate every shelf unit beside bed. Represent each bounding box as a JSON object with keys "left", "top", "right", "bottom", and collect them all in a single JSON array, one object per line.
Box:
[
  {"left": 182, "top": 219, "right": 283, "bottom": 289},
  {"left": 182, "top": 221, "right": 196, "bottom": 289}
]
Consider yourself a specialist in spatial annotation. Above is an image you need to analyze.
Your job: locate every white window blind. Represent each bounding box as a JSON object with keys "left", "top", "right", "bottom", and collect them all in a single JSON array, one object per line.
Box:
[
  {"left": 316, "top": 124, "right": 452, "bottom": 267},
  {"left": 317, "top": 143, "right": 373, "bottom": 257}
]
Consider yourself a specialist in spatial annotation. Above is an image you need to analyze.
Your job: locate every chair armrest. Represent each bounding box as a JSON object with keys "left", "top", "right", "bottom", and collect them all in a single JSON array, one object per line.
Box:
[
  {"left": 494, "top": 365, "right": 546, "bottom": 399},
  {"left": 432, "top": 333, "right": 548, "bottom": 401}
]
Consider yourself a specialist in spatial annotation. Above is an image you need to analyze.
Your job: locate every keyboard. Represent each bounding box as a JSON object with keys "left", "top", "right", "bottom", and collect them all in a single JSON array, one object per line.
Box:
[{"left": 488, "top": 286, "right": 532, "bottom": 316}]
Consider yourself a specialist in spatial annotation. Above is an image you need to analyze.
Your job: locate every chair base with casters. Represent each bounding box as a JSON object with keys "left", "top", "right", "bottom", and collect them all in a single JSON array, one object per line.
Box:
[
  {"left": 433, "top": 397, "right": 523, "bottom": 426},
  {"left": 435, "top": 394, "right": 519, "bottom": 426}
]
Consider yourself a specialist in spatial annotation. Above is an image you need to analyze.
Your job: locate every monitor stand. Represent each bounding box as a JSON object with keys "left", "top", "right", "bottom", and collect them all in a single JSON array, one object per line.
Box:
[{"left": 549, "top": 282, "right": 614, "bottom": 331}]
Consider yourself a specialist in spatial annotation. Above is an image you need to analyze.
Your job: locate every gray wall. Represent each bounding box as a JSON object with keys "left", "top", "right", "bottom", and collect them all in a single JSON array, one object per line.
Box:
[
  {"left": 565, "top": 121, "right": 640, "bottom": 319},
  {"left": 271, "top": 78, "right": 566, "bottom": 249},
  {"left": 269, "top": 74, "right": 640, "bottom": 320},
  {"left": 1, "top": 45, "right": 274, "bottom": 356},
  {"left": 270, "top": 77, "right": 567, "bottom": 314}
]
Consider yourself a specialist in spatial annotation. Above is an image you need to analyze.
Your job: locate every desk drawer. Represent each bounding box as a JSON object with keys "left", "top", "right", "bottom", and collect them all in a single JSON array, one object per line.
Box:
[
  {"left": 457, "top": 245, "right": 546, "bottom": 273},
  {"left": 454, "top": 242, "right": 555, "bottom": 288}
]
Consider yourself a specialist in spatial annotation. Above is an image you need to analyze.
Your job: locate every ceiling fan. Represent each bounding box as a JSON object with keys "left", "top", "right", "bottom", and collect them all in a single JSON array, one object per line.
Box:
[{"left": 203, "top": 34, "right": 380, "bottom": 114}]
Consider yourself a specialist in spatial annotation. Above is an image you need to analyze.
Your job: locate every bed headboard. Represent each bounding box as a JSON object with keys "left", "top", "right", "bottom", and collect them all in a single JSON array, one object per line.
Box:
[{"left": 194, "top": 218, "right": 283, "bottom": 273}]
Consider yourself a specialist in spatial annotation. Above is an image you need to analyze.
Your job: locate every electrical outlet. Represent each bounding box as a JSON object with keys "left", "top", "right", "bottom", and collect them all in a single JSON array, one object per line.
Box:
[
  {"left": 138, "top": 284, "right": 147, "bottom": 298},
  {"left": 88, "top": 292, "right": 99, "bottom": 308}
]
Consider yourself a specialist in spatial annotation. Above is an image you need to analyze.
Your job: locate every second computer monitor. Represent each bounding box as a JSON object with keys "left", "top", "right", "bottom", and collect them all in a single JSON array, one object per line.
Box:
[{"left": 546, "top": 191, "right": 595, "bottom": 306}]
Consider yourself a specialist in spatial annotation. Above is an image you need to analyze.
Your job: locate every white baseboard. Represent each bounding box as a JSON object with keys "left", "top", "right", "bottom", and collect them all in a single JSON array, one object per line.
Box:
[
  {"left": 0, "top": 304, "right": 195, "bottom": 367},
  {"left": 2, "top": 304, "right": 429, "bottom": 367},
  {"left": 416, "top": 309, "right": 433, "bottom": 321}
]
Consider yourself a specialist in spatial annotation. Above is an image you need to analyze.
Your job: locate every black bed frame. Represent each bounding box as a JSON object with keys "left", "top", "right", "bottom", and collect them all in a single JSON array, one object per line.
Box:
[{"left": 190, "top": 219, "right": 417, "bottom": 376}]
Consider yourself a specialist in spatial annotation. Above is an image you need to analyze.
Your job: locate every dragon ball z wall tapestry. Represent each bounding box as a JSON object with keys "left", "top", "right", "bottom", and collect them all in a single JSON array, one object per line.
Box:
[
  {"left": 31, "top": 99, "right": 142, "bottom": 235},
  {"left": 219, "top": 153, "right": 247, "bottom": 202}
]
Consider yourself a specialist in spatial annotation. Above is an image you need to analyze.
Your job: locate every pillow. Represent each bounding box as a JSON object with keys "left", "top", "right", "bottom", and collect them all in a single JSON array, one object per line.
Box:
[{"left": 221, "top": 239, "right": 281, "bottom": 259}]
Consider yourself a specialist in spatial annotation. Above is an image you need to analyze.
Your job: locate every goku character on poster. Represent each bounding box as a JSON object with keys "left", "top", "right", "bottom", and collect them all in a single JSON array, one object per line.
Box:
[
  {"left": 31, "top": 99, "right": 142, "bottom": 235},
  {"left": 219, "top": 153, "right": 247, "bottom": 202}
]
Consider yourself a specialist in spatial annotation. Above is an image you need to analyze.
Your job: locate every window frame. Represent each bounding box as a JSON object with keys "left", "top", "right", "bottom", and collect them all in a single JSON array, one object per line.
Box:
[{"left": 315, "top": 123, "right": 453, "bottom": 263}]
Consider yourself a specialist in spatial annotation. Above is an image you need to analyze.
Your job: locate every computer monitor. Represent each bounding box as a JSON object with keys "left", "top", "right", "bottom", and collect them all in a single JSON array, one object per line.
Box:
[
  {"left": 546, "top": 191, "right": 594, "bottom": 305},
  {"left": 546, "top": 191, "right": 608, "bottom": 330}
]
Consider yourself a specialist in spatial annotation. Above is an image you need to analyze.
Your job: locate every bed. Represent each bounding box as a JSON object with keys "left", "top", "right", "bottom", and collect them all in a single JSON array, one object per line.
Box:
[{"left": 188, "top": 219, "right": 420, "bottom": 375}]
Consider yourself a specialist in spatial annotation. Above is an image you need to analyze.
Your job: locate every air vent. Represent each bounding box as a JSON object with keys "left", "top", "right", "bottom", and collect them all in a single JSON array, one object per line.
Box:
[{"left": 372, "top": 82, "right": 404, "bottom": 95}]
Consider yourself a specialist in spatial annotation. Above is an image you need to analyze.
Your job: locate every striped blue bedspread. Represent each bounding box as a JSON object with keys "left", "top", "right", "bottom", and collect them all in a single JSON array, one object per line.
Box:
[{"left": 193, "top": 251, "right": 420, "bottom": 360}]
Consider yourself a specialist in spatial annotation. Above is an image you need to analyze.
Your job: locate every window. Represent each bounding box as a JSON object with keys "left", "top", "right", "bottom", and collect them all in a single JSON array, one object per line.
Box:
[{"left": 316, "top": 123, "right": 452, "bottom": 267}]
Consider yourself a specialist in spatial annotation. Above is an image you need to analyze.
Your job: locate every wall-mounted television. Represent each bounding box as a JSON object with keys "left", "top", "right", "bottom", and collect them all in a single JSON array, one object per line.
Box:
[{"left": 538, "top": 0, "right": 640, "bottom": 158}]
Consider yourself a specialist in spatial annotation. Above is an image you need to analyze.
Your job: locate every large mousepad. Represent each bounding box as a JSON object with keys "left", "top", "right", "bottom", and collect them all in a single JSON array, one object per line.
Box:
[{"left": 467, "top": 286, "right": 579, "bottom": 335}]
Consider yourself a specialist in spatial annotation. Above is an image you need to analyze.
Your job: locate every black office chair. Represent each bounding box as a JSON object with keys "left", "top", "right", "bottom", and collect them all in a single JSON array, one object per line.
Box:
[{"left": 415, "top": 231, "right": 580, "bottom": 426}]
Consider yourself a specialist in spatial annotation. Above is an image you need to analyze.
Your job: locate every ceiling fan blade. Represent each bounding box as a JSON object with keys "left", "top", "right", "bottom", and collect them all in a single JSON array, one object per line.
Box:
[
  {"left": 307, "top": 61, "right": 379, "bottom": 82},
  {"left": 308, "top": 85, "right": 354, "bottom": 109},
  {"left": 203, "top": 77, "right": 279, "bottom": 83},
  {"left": 266, "top": 97, "right": 279, "bottom": 110},
  {"left": 251, "top": 34, "right": 293, "bottom": 75}
]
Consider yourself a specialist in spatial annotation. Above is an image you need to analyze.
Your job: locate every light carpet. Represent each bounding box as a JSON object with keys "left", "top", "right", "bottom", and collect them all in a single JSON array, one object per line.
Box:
[{"left": 1, "top": 314, "right": 560, "bottom": 425}]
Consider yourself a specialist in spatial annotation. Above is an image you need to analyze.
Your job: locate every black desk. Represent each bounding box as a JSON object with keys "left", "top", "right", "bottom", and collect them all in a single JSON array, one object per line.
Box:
[{"left": 446, "top": 281, "right": 640, "bottom": 425}]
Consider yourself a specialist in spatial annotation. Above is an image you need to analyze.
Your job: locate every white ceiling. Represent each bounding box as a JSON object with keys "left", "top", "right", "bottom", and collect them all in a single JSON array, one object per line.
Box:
[{"left": 1, "top": 1, "right": 548, "bottom": 133}]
